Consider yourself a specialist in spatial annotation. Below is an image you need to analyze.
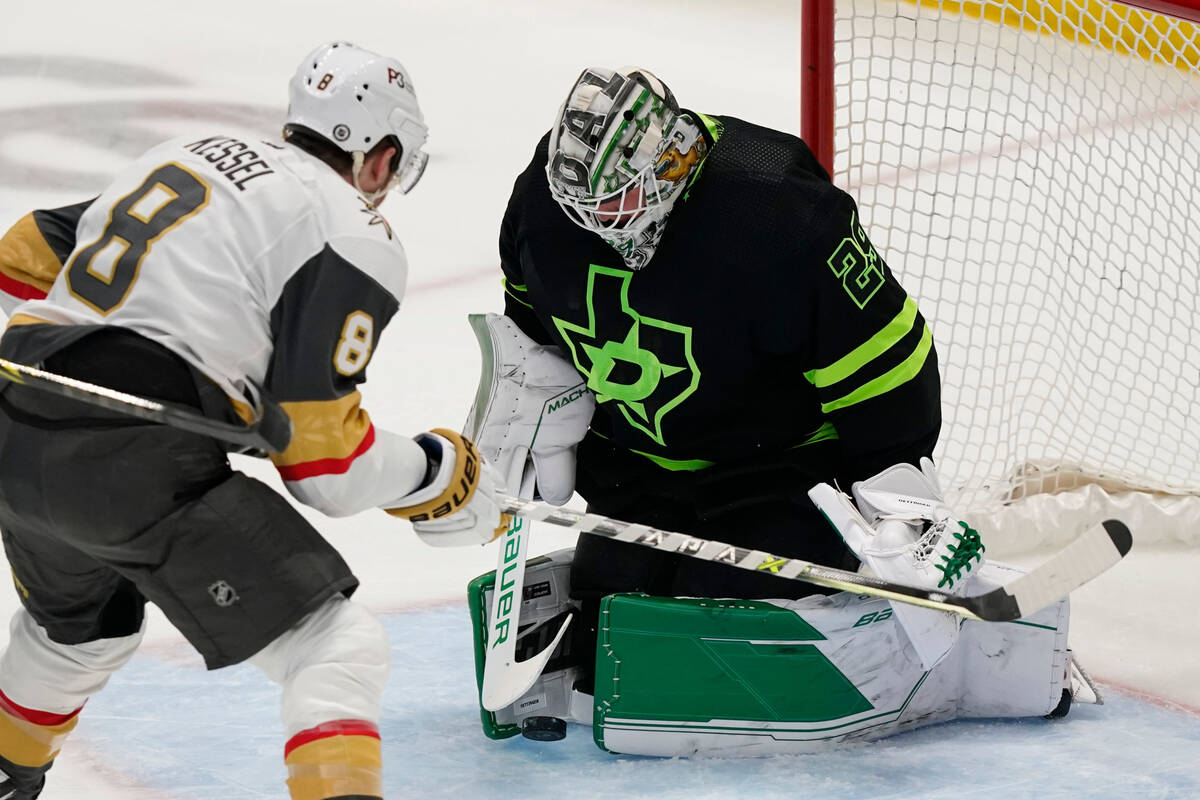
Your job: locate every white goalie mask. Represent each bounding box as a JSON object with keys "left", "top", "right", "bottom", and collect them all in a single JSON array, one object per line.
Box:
[
  {"left": 286, "top": 41, "right": 429, "bottom": 201},
  {"left": 546, "top": 67, "right": 708, "bottom": 269}
]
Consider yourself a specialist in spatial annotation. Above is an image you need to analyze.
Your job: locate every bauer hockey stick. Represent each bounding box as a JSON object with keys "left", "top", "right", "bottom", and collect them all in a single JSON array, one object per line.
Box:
[
  {"left": 494, "top": 493, "right": 1133, "bottom": 623},
  {"left": 481, "top": 471, "right": 573, "bottom": 712},
  {"left": 0, "top": 357, "right": 292, "bottom": 453}
]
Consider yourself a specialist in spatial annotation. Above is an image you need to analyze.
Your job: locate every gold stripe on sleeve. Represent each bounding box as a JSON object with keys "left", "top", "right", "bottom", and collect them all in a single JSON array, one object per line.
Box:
[
  {"left": 270, "top": 391, "right": 373, "bottom": 474},
  {"left": 0, "top": 213, "right": 65, "bottom": 295}
]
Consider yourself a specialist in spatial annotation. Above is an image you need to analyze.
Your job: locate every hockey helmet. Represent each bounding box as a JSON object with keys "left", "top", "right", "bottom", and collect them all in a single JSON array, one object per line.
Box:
[
  {"left": 546, "top": 67, "right": 705, "bottom": 263},
  {"left": 286, "top": 41, "right": 429, "bottom": 195}
]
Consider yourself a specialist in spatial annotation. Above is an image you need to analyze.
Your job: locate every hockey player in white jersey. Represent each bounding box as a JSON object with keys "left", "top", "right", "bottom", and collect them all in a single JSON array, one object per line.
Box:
[{"left": 0, "top": 42, "right": 506, "bottom": 800}]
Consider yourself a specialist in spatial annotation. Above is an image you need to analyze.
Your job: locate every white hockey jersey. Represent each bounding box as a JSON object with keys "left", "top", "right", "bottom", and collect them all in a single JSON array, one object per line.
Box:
[{"left": 0, "top": 134, "right": 431, "bottom": 517}]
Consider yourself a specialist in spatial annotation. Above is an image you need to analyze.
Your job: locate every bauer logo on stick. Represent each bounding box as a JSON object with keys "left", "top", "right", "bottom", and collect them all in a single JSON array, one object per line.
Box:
[{"left": 490, "top": 515, "right": 525, "bottom": 648}]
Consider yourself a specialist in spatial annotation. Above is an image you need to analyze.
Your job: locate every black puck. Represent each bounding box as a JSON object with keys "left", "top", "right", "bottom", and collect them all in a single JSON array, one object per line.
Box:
[{"left": 521, "top": 715, "right": 567, "bottom": 741}]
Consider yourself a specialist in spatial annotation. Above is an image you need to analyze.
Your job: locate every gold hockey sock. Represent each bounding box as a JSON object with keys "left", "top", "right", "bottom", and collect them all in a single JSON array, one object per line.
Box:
[
  {"left": 283, "top": 719, "right": 382, "bottom": 800},
  {"left": 0, "top": 688, "right": 81, "bottom": 794}
]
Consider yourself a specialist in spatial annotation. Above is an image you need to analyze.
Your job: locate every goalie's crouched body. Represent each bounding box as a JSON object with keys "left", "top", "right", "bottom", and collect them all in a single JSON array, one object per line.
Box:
[
  {"left": 469, "top": 548, "right": 1076, "bottom": 757},
  {"left": 460, "top": 313, "right": 1083, "bottom": 756}
]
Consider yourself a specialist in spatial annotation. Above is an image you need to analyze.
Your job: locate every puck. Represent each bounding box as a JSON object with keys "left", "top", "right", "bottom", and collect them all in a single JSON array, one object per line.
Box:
[{"left": 521, "top": 715, "right": 567, "bottom": 741}]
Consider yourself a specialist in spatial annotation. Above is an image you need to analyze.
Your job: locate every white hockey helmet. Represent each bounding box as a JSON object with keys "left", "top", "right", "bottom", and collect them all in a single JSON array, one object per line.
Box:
[
  {"left": 286, "top": 41, "right": 429, "bottom": 195},
  {"left": 546, "top": 67, "right": 706, "bottom": 266}
]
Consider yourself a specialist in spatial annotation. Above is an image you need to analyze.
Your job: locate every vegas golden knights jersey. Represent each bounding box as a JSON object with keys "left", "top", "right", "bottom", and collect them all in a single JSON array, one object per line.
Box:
[{"left": 0, "top": 135, "right": 431, "bottom": 516}]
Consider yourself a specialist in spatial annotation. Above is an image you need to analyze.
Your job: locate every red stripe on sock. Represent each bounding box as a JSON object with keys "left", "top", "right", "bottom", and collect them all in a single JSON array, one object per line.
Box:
[
  {"left": 0, "top": 688, "right": 82, "bottom": 726},
  {"left": 284, "top": 719, "right": 381, "bottom": 758}
]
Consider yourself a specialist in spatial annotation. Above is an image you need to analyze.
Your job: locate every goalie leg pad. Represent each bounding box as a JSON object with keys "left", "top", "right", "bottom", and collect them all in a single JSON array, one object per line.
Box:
[
  {"left": 468, "top": 547, "right": 591, "bottom": 738},
  {"left": 595, "top": 564, "right": 1071, "bottom": 757},
  {"left": 956, "top": 561, "right": 1071, "bottom": 718}
]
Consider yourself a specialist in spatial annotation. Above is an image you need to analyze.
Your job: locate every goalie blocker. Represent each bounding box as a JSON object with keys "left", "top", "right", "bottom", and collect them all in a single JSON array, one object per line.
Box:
[{"left": 468, "top": 548, "right": 1084, "bottom": 756}]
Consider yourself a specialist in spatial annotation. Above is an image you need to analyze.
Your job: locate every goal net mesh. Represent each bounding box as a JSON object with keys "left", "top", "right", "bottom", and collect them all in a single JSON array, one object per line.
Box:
[{"left": 831, "top": 0, "right": 1200, "bottom": 529}]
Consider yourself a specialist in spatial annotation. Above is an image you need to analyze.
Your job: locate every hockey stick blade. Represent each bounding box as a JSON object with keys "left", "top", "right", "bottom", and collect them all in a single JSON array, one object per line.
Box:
[
  {"left": 494, "top": 494, "right": 1132, "bottom": 623},
  {"left": 0, "top": 357, "right": 291, "bottom": 453},
  {"left": 964, "top": 518, "right": 1133, "bottom": 621}
]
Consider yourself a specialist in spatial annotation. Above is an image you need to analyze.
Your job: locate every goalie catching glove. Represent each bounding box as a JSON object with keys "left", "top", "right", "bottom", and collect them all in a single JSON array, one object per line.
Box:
[
  {"left": 811, "top": 457, "right": 986, "bottom": 591},
  {"left": 387, "top": 428, "right": 511, "bottom": 547},
  {"left": 463, "top": 313, "right": 595, "bottom": 504},
  {"left": 809, "top": 457, "right": 986, "bottom": 668}
]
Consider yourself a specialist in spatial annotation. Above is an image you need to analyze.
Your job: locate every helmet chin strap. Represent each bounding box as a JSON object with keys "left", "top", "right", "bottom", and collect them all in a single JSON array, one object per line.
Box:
[{"left": 351, "top": 151, "right": 389, "bottom": 207}]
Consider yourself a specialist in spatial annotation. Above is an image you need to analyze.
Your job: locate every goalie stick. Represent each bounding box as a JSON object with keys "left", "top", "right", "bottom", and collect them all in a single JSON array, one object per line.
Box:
[
  {"left": 494, "top": 492, "right": 1132, "bottom": 623},
  {"left": 0, "top": 357, "right": 292, "bottom": 454},
  {"left": 480, "top": 472, "right": 572, "bottom": 712}
]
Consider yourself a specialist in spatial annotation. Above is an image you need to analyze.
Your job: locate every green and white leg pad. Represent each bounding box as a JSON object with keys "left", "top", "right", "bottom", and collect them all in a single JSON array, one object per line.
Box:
[
  {"left": 468, "top": 548, "right": 591, "bottom": 738},
  {"left": 596, "top": 560, "right": 1070, "bottom": 756},
  {"left": 469, "top": 552, "right": 1071, "bottom": 755}
]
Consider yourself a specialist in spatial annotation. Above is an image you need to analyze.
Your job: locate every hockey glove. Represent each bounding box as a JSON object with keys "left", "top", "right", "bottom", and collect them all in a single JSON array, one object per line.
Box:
[
  {"left": 387, "top": 428, "right": 511, "bottom": 547},
  {"left": 463, "top": 313, "right": 595, "bottom": 505},
  {"left": 811, "top": 457, "right": 986, "bottom": 593},
  {"left": 809, "top": 457, "right": 985, "bottom": 668}
]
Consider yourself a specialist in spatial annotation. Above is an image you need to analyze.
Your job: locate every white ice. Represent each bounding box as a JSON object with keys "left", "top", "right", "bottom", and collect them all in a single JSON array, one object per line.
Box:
[{"left": 1, "top": 0, "right": 1197, "bottom": 797}]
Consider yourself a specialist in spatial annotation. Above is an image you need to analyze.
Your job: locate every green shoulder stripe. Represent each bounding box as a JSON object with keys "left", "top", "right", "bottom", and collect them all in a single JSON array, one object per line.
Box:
[
  {"left": 819, "top": 325, "right": 933, "bottom": 414},
  {"left": 804, "top": 296, "right": 919, "bottom": 388}
]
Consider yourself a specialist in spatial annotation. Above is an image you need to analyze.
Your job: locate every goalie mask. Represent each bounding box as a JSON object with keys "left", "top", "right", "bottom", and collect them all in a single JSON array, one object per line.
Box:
[
  {"left": 286, "top": 41, "right": 430, "bottom": 203},
  {"left": 546, "top": 67, "right": 708, "bottom": 270}
]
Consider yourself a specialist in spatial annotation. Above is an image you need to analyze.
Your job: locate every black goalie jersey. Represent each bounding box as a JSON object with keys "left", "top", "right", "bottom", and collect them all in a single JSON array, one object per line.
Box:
[{"left": 499, "top": 115, "right": 941, "bottom": 492}]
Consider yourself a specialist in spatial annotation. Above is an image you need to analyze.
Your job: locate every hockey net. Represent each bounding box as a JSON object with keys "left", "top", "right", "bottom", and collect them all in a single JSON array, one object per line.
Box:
[{"left": 802, "top": 0, "right": 1200, "bottom": 551}]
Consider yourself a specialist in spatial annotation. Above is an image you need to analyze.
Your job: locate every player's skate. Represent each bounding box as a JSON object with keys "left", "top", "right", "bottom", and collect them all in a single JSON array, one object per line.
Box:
[
  {"left": 810, "top": 457, "right": 985, "bottom": 668},
  {"left": 0, "top": 756, "right": 47, "bottom": 800}
]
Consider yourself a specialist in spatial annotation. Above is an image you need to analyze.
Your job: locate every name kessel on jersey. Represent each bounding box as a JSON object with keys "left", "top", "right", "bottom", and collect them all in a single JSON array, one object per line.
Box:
[{"left": 183, "top": 136, "right": 276, "bottom": 190}]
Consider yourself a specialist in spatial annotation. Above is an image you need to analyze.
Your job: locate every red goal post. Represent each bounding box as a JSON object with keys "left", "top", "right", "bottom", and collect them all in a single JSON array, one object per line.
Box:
[{"left": 800, "top": 0, "right": 1200, "bottom": 550}]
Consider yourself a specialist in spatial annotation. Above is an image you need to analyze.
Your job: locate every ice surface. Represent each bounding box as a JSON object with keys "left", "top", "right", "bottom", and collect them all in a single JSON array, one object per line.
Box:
[{"left": 70, "top": 607, "right": 1200, "bottom": 800}]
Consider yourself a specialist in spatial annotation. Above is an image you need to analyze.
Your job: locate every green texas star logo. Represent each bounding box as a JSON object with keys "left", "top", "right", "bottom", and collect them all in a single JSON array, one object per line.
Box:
[{"left": 552, "top": 264, "right": 699, "bottom": 447}]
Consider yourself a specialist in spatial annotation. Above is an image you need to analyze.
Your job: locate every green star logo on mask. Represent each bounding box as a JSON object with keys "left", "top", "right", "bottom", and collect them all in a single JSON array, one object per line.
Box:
[{"left": 552, "top": 264, "right": 699, "bottom": 447}]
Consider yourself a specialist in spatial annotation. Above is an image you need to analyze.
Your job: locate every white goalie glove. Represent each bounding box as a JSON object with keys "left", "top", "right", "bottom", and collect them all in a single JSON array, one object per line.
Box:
[
  {"left": 463, "top": 313, "right": 595, "bottom": 504},
  {"left": 387, "top": 428, "right": 511, "bottom": 548},
  {"left": 809, "top": 457, "right": 986, "bottom": 668}
]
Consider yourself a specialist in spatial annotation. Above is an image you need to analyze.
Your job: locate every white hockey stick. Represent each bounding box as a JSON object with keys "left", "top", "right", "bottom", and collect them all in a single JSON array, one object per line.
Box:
[
  {"left": 494, "top": 493, "right": 1132, "bottom": 623},
  {"left": 480, "top": 473, "right": 573, "bottom": 712}
]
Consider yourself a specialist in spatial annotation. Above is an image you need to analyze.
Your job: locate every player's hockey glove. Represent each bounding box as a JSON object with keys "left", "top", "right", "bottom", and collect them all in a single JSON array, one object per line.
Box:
[
  {"left": 464, "top": 313, "right": 595, "bottom": 505},
  {"left": 388, "top": 428, "right": 511, "bottom": 547},
  {"left": 810, "top": 457, "right": 986, "bottom": 594}
]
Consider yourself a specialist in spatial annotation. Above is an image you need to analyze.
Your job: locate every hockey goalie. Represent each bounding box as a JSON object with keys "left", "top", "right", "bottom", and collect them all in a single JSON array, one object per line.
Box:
[{"left": 460, "top": 65, "right": 1105, "bottom": 757}]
